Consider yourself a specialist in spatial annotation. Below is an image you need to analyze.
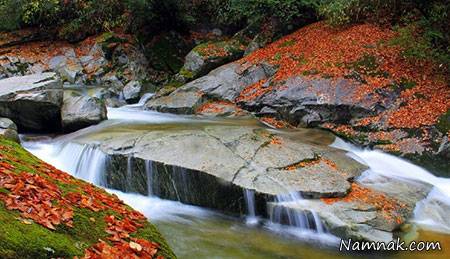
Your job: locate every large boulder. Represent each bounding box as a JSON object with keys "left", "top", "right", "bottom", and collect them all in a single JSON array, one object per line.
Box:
[
  {"left": 61, "top": 94, "right": 107, "bottom": 132},
  {"left": 79, "top": 124, "right": 366, "bottom": 208},
  {"left": 0, "top": 117, "right": 19, "bottom": 142},
  {"left": 0, "top": 73, "right": 63, "bottom": 131},
  {"left": 122, "top": 80, "right": 142, "bottom": 104},
  {"left": 240, "top": 76, "right": 398, "bottom": 127},
  {"left": 146, "top": 62, "right": 276, "bottom": 114}
]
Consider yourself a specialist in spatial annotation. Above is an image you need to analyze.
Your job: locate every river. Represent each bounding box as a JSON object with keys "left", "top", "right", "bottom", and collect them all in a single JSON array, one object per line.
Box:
[{"left": 21, "top": 98, "right": 450, "bottom": 259}]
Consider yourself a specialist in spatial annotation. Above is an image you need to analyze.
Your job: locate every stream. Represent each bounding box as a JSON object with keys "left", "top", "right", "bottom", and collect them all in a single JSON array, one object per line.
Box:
[{"left": 21, "top": 96, "right": 450, "bottom": 259}]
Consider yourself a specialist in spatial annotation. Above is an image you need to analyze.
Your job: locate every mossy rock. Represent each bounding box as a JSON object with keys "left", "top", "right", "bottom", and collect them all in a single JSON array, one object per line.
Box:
[{"left": 0, "top": 138, "right": 176, "bottom": 258}]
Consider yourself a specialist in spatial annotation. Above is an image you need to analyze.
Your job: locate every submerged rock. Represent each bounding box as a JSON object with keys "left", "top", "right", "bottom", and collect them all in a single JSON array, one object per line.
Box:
[
  {"left": 0, "top": 73, "right": 63, "bottom": 131},
  {"left": 61, "top": 94, "right": 107, "bottom": 132}
]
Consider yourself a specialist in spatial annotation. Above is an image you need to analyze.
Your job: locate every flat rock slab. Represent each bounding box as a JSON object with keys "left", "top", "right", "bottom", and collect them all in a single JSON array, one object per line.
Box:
[
  {"left": 0, "top": 73, "right": 63, "bottom": 131},
  {"left": 89, "top": 125, "right": 367, "bottom": 197}
]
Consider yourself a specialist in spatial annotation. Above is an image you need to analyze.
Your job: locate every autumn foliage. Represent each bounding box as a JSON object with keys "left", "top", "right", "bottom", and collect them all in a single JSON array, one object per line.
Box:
[{"left": 241, "top": 22, "right": 449, "bottom": 129}]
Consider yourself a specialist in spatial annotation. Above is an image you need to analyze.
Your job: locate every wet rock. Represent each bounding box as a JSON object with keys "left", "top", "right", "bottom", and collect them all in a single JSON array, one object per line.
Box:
[
  {"left": 0, "top": 73, "right": 63, "bottom": 131},
  {"left": 101, "top": 73, "right": 124, "bottom": 94},
  {"left": 48, "top": 54, "right": 83, "bottom": 84},
  {"left": 0, "top": 117, "right": 19, "bottom": 142},
  {"left": 61, "top": 94, "right": 107, "bottom": 132}
]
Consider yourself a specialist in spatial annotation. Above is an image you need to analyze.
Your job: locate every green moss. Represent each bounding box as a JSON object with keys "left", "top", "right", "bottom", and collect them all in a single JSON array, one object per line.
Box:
[
  {"left": 0, "top": 203, "right": 82, "bottom": 258},
  {"left": 390, "top": 77, "right": 417, "bottom": 91},
  {"left": 345, "top": 54, "right": 389, "bottom": 83},
  {"left": 57, "top": 208, "right": 108, "bottom": 246},
  {"left": 179, "top": 67, "right": 194, "bottom": 79},
  {"left": 273, "top": 52, "right": 282, "bottom": 61},
  {"left": 436, "top": 109, "right": 450, "bottom": 134}
]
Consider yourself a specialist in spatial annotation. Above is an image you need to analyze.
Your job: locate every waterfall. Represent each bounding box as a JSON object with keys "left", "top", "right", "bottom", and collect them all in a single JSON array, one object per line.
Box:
[
  {"left": 73, "top": 144, "right": 107, "bottom": 186},
  {"left": 269, "top": 192, "right": 325, "bottom": 233},
  {"left": 145, "top": 160, "right": 154, "bottom": 196},
  {"left": 24, "top": 141, "right": 107, "bottom": 186},
  {"left": 137, "top": 93, "right": 155, "bottom": 106},
  {"left": 331, "top": 138, "right": 450, "bottom": 234},
  {"left": 243, "top": 189, "right": 258, "bottom": 225},
  {"left": 126, "top": 155, "right": 133, "bottom": 191}
]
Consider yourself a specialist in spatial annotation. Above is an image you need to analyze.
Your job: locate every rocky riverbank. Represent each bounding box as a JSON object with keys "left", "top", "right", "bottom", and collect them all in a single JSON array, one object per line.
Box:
[{"left": 146, "top": 22, "right": 449, "bottom": 176}]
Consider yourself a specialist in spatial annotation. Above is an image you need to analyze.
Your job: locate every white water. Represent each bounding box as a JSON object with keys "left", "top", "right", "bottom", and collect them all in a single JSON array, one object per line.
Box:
[
  {"left": 270, "top": 193, "right": 325, "bottom": 234},
  {"left": 24, "top": 141, "right": 107, "bottom": 186},
  {"left": 145, "top": 160, "right": 154, "bottom": 196},
  {"left": 243, "top": 189, "right": 259, "bottom": 225},
  {"left": 107, "top": 189, "right": 213, "bottom": 223},
  {"left": 331, "top": 138, "right": 450, "bottom": 234},
  {"left": 126, "top": 93, "right": 155, "bottom": 108}
]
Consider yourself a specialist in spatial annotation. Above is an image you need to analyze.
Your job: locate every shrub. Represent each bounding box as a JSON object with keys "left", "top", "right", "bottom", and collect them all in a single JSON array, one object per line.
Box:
[
  {"left": 0, "top": 0, "right": 23, "bottom": 31},
  {"left": 227, "top": 0, "right": 320, "bottom": 26}
]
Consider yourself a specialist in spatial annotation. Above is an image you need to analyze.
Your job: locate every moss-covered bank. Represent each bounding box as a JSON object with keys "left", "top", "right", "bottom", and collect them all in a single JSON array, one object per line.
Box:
[{"left": 0, "top": 137, "right": 175, "bottom": 258}]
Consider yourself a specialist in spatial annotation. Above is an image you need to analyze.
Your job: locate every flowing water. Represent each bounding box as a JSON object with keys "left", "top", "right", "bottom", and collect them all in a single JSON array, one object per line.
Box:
[{"left": 21, "top": 101, "right": 450, "bottom": 259}]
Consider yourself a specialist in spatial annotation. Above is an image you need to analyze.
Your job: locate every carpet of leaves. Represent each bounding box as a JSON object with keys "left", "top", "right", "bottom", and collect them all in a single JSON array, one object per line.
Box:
[
  {"left": 0, "top": 144, "right": 163, "bottom": 258},
  {"left": 240, "top": 21, "right": 449, "bottom": 129}
]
